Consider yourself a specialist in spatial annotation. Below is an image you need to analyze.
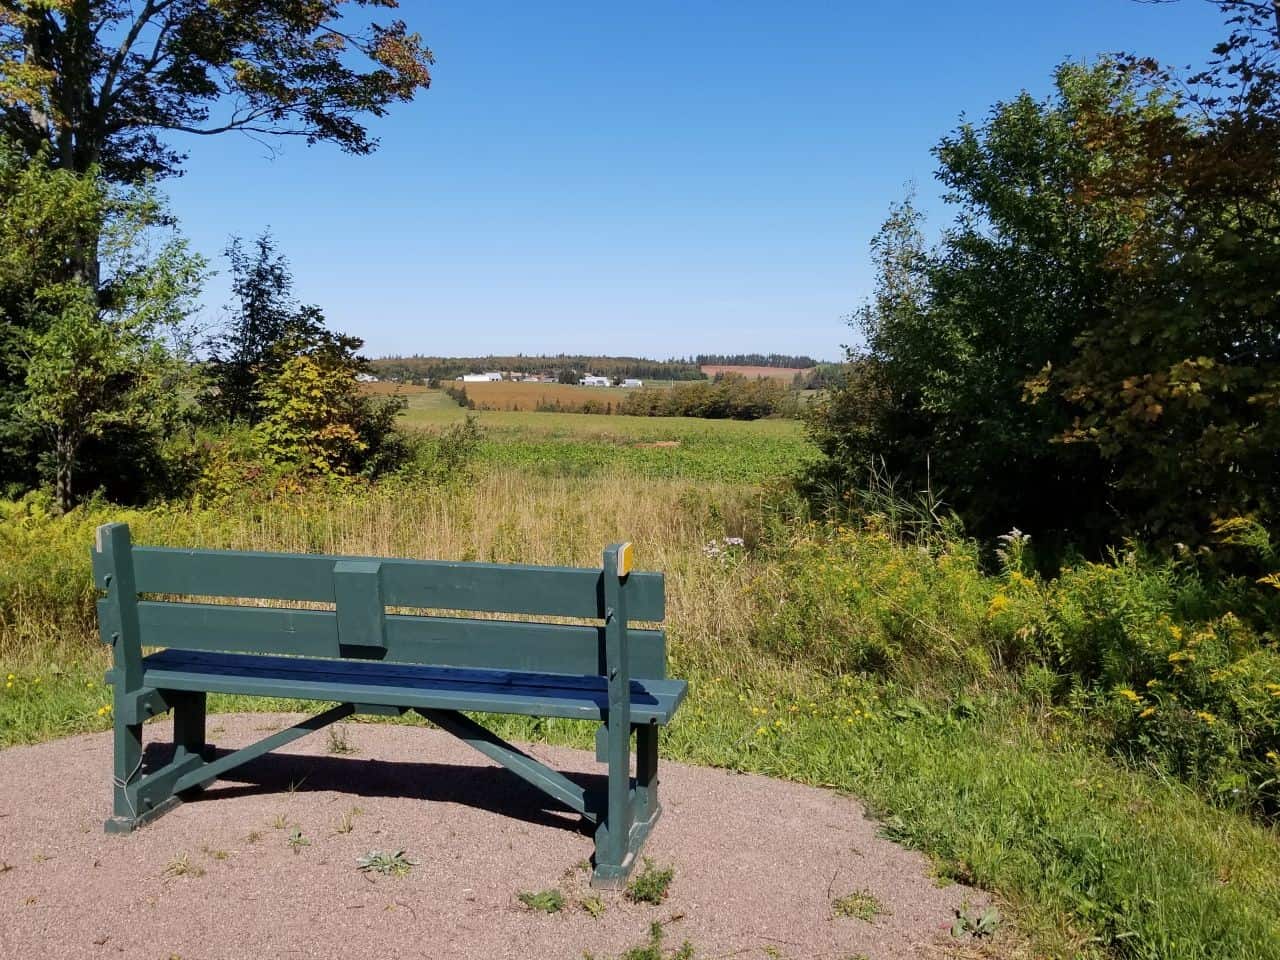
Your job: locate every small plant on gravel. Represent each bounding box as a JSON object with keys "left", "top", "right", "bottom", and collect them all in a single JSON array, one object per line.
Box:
[
  {"left": 357, "top": 849, "right": 416, "bottom": 877},
  {"left": 951, "top": 903, "right": 1000, "bottom": 939},
  {"left": 586, "top": 921, "right": 693, "bottom": 960},
  {"left": 327, "top": 725, "right": 356, "bottom": 755},
  {"left": 200, "top": 845, "right": 229, "bottom": 861},
  {"left": 334, "top": 805, "right": 364, "bottom": 834},
  {"left": 245, "top": 830, "right": 261, "bottom": 844},
  {"left": 517, "top": 888, "right": 565, "bottom": 913},
  {"left": 580, "top": 894, "right": 606, "bottom": 919},
  {"left": 270, "top": 813, "right": 288, "bottom": 830},
  {"left": 625, "top": 858, "right": 674, "bottom": 905},
  {"left": 831, "top": 889, "right": 886, "bottom": 922},
  {"left": 287, "top": 828, "right": 309, "bottom": 854},
  {"left": 162, "top": 854, "right": 204, "bottom": 879}
]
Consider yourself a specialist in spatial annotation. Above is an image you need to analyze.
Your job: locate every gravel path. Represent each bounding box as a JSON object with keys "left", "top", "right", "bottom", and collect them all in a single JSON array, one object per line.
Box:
[{"left": 0, "top": 714, "right": 993, "bottom": 959}]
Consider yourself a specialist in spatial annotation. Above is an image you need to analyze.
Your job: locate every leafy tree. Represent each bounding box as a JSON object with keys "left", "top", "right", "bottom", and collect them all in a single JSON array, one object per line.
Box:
[
  {"left": 809, "top": 64, "right": 1161, "bottom": 549},
  {"left": 252, "top": 328, "right": 404, "bottom": 481},
  {"left": 0, "top": 1, "right": 432, "bottom": 290},
  {"left": 204, "top": 231, "right": 323, "bottom": 424},
  {"left": 0, "top": 1, "right": 434, "bottom": 181},
  {"left": 1034, "top": 1, "right": 1280, "bottom": 543},
  {"left": 2, "top": 157, "right": 206, "bottom": 509}
]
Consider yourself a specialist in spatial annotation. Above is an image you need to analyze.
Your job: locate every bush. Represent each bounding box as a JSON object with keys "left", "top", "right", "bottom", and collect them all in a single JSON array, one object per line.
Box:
[{"left": 753, "top": 515, "right": 1280, "bottom": 817}]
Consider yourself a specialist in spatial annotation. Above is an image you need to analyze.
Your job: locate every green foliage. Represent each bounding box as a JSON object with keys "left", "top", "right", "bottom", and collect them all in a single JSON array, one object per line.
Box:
[
  {"left": 951, "top": 903, "right": 1000, "bottom": 939},
  {"left": 807, "top": 62, "right": 1157, "bottom": 549},
  {"left": 619, "top": 374, "right": 788, "bottom": 420},
  {"left": 250, "top": 331, "right": 407, "bottom": 485},
  {"left": 831, "top": 889, "right": 886, "bottom": 922},
  {"left": 810, "top": 12, "right": 1280, "bottom": 552},
  {"left": 754, "top": 516, "right": 1280, "bottom": 817},
  {"left": 0, "top": 2, "right": 433, "bottom": 182},
  {"left": 356, "top": 849, "right": 416, "bottom": 877},
  {"left": 597, "top": 922, "right": 694, "bottom": 960},
  {"left": 0, "top": 148, "right": 205, "bottom": 509},
  {"left": 625, "top": 858, "right": 674, "bottom": 904},
  {"left": 517, "top": 888, "right": 565, "bottom": 913},
  {"left": 204, "top": 232, "right": 326, "bottom": 425}
]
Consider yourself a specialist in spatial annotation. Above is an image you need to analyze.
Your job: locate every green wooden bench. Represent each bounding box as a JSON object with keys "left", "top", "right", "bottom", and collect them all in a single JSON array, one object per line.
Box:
[{"left": 91, "top": 522, "right": 686, "bottom": 886}]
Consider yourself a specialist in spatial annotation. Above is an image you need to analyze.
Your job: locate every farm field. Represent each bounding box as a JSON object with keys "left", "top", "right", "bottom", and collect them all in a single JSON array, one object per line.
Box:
[
  {"left": 448, "top": 379, "right": 663, "bottom": 413},
  {"left": 700, "top": 364, "right": 811, "bottom": 381},
  {"left": 398, "top": 387, "right": 817, "bottom": 483}
]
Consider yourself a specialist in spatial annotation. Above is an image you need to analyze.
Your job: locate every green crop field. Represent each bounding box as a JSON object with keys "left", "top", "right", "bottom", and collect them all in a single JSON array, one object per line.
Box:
[{"left": 399, "top": 388, "right": 818, "bottom": 483}]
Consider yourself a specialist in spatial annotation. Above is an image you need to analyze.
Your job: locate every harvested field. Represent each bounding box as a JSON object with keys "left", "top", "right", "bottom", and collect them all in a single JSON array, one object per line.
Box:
[
  {"left": 699, "top": 364, "right": 811, "bottom": 381},
  {"left": 451, "top": 381, "right": 638, "bottom": 413}
]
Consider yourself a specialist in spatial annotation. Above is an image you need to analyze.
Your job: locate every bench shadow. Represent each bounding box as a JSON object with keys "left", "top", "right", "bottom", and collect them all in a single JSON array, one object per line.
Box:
[{"left": 139, "top": 741, "right": 605, "bottom": 835}]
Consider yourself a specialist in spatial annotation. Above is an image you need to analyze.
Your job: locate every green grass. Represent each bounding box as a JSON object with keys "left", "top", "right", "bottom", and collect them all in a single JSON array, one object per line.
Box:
[
  {"left": 831, "top": 889, "right": 886, "bottom": 922},
  {"left": 398, "top": 388, "right": 817, "bottom": 483},
  {"left": 517, "top": 888, "right": 565, "bottom": 913}
]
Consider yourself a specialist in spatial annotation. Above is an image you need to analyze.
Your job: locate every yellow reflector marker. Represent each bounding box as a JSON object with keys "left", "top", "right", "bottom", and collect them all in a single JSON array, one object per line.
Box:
[{"left": 618, "top": 542, "right": 634, "bottom": 578}]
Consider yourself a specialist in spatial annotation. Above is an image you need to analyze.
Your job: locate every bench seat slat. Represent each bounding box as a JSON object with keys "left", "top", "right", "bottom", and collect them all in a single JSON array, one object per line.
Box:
[
  {"left": 135, "top": 601, "right": 667, "bottom": 678},
  {"left": 131, "top": 548, "right": 665, "bottom": 622},
  {"left": 134, "top": 649, "right": 688, "bottom": 725}
]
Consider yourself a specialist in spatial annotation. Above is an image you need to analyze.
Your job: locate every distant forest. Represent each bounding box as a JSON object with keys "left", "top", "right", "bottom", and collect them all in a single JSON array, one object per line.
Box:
[
  {"left": 370, "top": 355, "right": 707, "bottom": 382},
  {"left": 695, "top": 353, "right": 820, "bottom": 368}
]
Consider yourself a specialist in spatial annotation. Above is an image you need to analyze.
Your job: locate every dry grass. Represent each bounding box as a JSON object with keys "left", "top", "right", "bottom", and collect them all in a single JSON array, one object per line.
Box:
[{"left": 0, "top": 468, "right": 771, "bottom": 682}]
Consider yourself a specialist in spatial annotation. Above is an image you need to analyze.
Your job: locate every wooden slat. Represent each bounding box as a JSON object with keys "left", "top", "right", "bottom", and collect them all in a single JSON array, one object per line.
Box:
[
  {"left": 140, "top": 649, "right": 688, "bottom": 725},
  {"left": 135, "top": 602, "right": 668, "bottom": 679},
  {"left": 130, "top": 547, "right": 665, "bottom": 621}
]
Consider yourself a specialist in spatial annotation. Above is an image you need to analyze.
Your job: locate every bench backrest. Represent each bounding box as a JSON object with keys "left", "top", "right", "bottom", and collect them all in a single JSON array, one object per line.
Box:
[{"left": 92, "top": 525, "right": 667, "bottom": 679}]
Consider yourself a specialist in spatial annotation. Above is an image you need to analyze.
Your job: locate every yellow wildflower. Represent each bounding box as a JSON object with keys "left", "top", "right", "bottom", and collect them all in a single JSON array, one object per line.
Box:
[
  {"left": 1116, "top": 688, "right": 1141, "bottom": 704},
  {"left": 986, "top": 594, "right": 1011, "bottom": 618},
  {"left": 1139, "top": 707, "right": 1157, "bottom": 718},
  {"left": 1267, "top": 751, "right": 1279, "bottom": 762},
  {"left": 1196, "top": 711, "right": 1217, "bottom": 725}
]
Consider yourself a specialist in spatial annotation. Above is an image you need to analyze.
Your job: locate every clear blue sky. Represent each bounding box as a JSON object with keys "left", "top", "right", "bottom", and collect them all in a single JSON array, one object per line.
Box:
[{"left": 162, "top": 0, "right": 1226, "bottom": 361}]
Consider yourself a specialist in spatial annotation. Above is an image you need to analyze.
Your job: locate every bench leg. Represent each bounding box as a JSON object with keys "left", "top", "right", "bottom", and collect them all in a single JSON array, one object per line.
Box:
[
  {"left": 634, "top": 722, "right": 661, "bottom": 827},
  {"left": 105, "top": 692, "right": 210, "bottom": 833},
  {"left": 591, "top": 720, "right": 635, "bottom": 888},
  {"left": 107, "top": 711, "right": 144, "bottom": 830},
  {"left": 173, "top": 691, "right": 210, "bottom": 765}
]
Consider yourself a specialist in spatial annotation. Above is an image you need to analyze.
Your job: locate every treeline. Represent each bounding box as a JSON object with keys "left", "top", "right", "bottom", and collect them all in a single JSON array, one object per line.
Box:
[
  {"left": 371, "top": 355, "right": 706, "bottom": 383},
  {"left": 807, "top": 6, "right": 1280, "bottom": 563},
  {"left": 620, "top": 375, "right": 791, "bottom": 420},
  {"left": 696, "top": 353, "right": 819, "bottom": 368}
]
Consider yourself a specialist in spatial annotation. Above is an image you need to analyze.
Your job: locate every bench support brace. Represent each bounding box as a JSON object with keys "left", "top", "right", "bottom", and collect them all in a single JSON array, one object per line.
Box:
[
  {"left": 105, "top": 702, "right": 355, "bottom": 833},
  {"left": 414, "top": 708, "right": 596, "bottom": 823}
]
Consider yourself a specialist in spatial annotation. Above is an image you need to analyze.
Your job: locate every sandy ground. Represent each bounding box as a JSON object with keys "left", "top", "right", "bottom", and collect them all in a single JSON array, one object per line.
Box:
[{"left": 0, "top": 714, "right": 993, "bottom": 960}]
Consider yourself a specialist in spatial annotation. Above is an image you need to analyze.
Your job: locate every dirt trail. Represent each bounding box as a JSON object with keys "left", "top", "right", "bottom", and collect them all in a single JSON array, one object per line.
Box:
[{"left": 0, "top": 714, "right": 991, "bottom": 959}]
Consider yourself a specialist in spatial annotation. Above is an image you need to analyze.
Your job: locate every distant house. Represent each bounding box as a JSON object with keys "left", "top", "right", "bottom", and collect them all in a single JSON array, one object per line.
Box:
[
  {"left": 621, "top": 378, "right": 643, "bottom": 388},
  {"left": 355, "top": 373, "right": 379, "bottom": 383},
  {"left": 482, "top": 371, "right": 504, "bottom": 381},
  {"left": 580, "top": 375, "right": 610, "bottom": 387}
]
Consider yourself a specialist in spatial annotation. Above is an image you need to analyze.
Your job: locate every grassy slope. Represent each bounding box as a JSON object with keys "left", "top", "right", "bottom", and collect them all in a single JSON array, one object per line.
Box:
[{"left": 2, "top": 408, "right": 1279, "bottom": 959}]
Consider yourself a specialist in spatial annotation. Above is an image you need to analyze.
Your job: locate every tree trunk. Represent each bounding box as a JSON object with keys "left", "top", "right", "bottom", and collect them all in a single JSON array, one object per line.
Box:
[{"left": 53, "top": 428, "right": 77, "bottom": 514}]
